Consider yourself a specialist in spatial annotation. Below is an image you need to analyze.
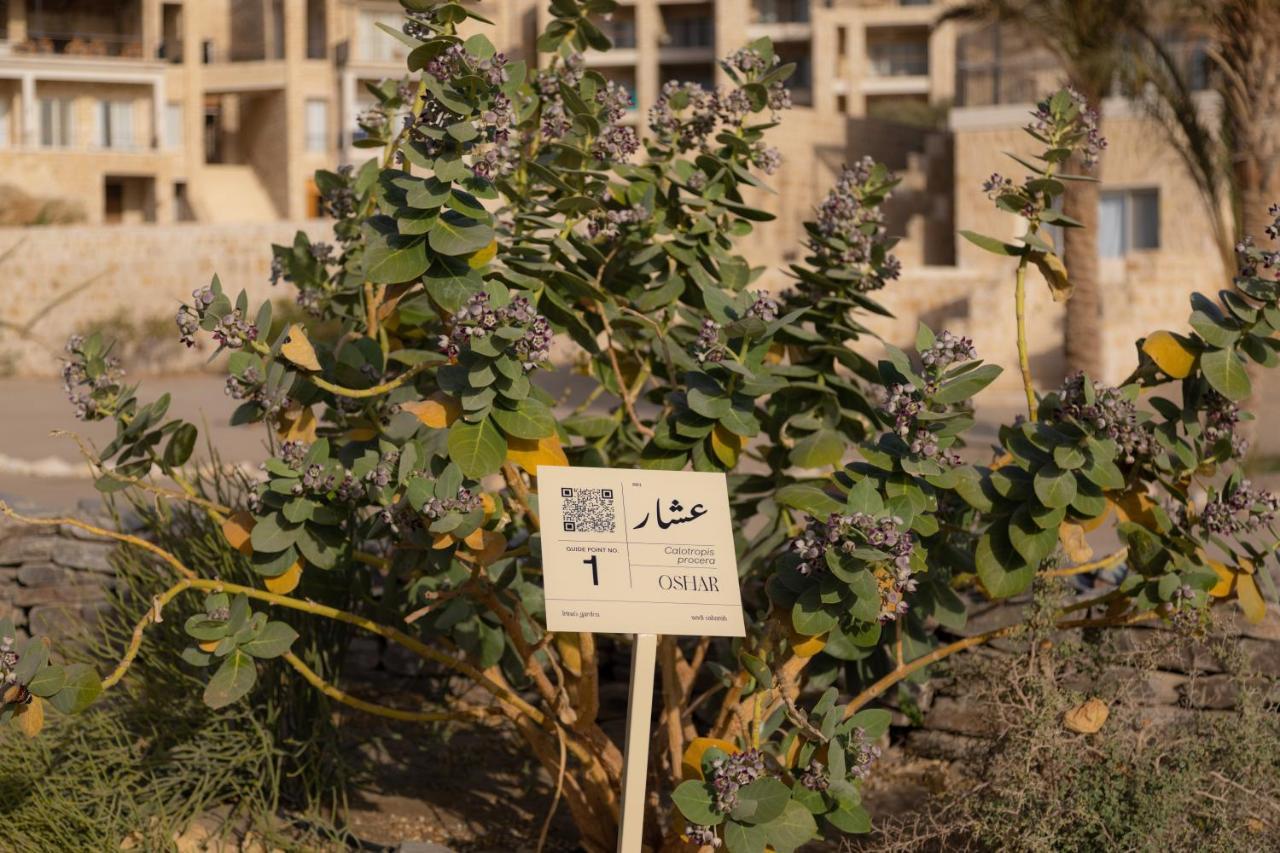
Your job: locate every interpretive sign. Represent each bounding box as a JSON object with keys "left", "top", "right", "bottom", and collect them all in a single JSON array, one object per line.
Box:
[{"left": 537, "top": 465, "right": 746, "bottom": 637}]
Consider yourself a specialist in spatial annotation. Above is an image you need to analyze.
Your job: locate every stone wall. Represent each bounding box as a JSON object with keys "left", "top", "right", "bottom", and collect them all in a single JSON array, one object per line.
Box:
[
  {"left": 904, "top": 602, "right": 1280, "bottom": 761},
  {"left": 0, "top": 501, "right": 128, "bottom": 641},
  {"left": 0, "top": 220, "right": 332, "bottom": 377}
]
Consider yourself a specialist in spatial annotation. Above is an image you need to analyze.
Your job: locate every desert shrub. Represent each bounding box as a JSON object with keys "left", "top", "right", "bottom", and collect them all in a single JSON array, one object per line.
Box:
[
  {"left": 3, "top": 2, "right": 1280, "bottom": 851},
  {"left": 852, "top": 603, "right": 1280, "bottom": 852}
]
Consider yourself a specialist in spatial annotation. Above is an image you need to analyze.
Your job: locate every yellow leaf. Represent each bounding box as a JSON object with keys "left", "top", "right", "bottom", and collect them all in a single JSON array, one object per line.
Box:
[
  {"left": 1113, "top": 489, "right": 1159, "bottom": 529},
  {"left": 1058, "top": 521, "right": 1094, "bottom": 563},
  {"left": 1208, "top": 559, "right": 1234, "bottom": 598},
  {"left": 764, "top": 342, "right": 785, "bottom": 365},
  {"left": 275, "top": 402, "right": 317, "bottom": 443},
  {"left": 506, "top": 434, "right": 568, "bottom": 475},
  {"left": 464, "top": 528, "right": 508, "bottom": 565},
  {"left": 1142, "top": 330, "right": 1196, "bottom": 379},
  {"left": 281, "top": 324, "right": 321, "bottom": 371},
  {"left": 1236, "top": 573, "right": 1266, "bottom": 624},
  {"left": 431, "top": 532, "right": 458, "bottom": 550},
  {"left": 681, "top": 737, "right": 739, "bottom": 780},
  {"left": 15, "top": 696, "right": 44, "bottom": 738},
  {"left": 555, "top": 634, "right": 583, "bottom": 677},
  {"left": 481, "top": 492, "right": 497, "bottom": 516},
  {"left": 1032, "top": 250, "right": 1072, "bottom": 303},
  {"left": 468, "top": 238, "right": 498, "bottom": 270},
  {"left": 1078, "top": 501, "right": 1113, "bottom": 533},
  {"left": 789, "top": 631, "right": 827, "bottom": 658},
  {"left": 222, "top": 511, "right": 255, "bottom": 556},
  {"left": 401, "top": 392, "right": 461, "bottom": 429},
  {"left": 199, "top": 639, "right": 221, "bottom": 653},
  {"left": 344, "top": 423, "right": 379, "bottom": 441},
  {"left": 710, "top": 425, "right": 743, "bottom": 468},
  {"left": 264, "top": 560, "right": 303, "bottom": 595},
  {"left": 1063, "top": 697, "right": 1109, "bottom": 734}
]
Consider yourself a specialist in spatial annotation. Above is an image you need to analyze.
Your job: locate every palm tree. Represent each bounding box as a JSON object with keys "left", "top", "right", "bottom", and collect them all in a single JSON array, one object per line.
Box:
[
  {"left": 945, "top": 1, "right": 1147, "bottom": 379},
  {"left": 1131, "top": 0, "right": 1280, "bottom": 261}
]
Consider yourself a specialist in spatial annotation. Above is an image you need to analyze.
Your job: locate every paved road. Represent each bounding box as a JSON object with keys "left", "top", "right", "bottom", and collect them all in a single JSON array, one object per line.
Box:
[{"left": 4, "top": 370, "right": 1279, "bottom": 512}]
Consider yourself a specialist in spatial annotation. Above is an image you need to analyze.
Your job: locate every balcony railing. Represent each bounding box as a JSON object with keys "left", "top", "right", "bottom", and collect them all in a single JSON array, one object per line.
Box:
[
  {"left": 752, "top": 0, "right": 810, "bottom": 24},
  {"left": 956, "top": 28, "right": 1210, "bottom": 107},
  {"left": 12, "top": 31, "right": 144, "bottom": 59},
  {"left": 868, "top": 42, "right": 929, "bottom": 77}
]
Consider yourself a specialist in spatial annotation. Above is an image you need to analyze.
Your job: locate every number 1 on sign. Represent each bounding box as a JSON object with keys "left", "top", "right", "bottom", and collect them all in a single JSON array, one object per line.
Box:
[{"left": 583, "top": 555, "right": 599, "bottom": 586}]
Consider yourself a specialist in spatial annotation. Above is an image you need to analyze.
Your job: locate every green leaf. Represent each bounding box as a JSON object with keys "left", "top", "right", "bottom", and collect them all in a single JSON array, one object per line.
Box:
[
  {"left": 789, "top": 430, "right": 845, "bottom": 469},
  {"left": 1200, "top": 348, "right": 1251, "bottom": 401},
  {"left": 765, "top": 800, "right": 818, "bottom": 853},
  {"left": 672, "top": 779, "right": 724, "bottom": 826},
  {"left": 203, "top": 649, "right": 256, "bottom": 709},
  {"left": 163, "top": 422, "right": 198, "bottom": 468},
  {"left": 26, "top": 664, "right": 66, "bottom": 698},
  {"left": 959, "top": 230, "right": 1024, "bottom": 257},
  {"left": 429, "top": 212, "right": 495, "bottom": 256},
  {"left": 976, "top": 524, "right": 1034, "bottom": 598},
  {"left": 825, "top": 800, "right": 872, "bottom": 834},
  {"left": 447, "top": 417, "right": 508, "bottom": 478},
  {"left": 250, "top": 512, "right": 298, "bottom": 554},
  {"left": 774, "top": 484, "right": 843, "bottom": 517},
  {"left": 241, "top": 621, "right": 299, "bottom": 659},
  {"left": 847, "top": 708, "right": 892, "bottom": 740},
  {"left": 362, "top": 218, "right": 429, "bottom": 284},
  {"left": 723, "top": 819, "right": 769, "bottom": 853},
  {"left": 492, "top": 399, "right": 556, "bottom": 439},
  {"left": 934, "top": 364, "right": 1002, "bottom": 404},
  {"left": 1033, "top": 464, "right": 1077, "bottom": 509},
  {"left": 47, "top": 663, "right": 102, "bottom": 714},
  {"left": 731, "top": 777, "right": 791, "bottom": 824}
]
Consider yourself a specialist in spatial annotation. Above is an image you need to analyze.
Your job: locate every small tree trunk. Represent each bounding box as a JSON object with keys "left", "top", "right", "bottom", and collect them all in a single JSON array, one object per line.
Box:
[{"left": 1062, "top": 158, "right": 1104, "bottom": 380}]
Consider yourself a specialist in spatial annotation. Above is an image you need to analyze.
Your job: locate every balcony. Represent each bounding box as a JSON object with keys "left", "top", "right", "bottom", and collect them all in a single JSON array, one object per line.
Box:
[
  {"left": 752, "top": 0, "right": 810, "bottom": 24},
  {"left": 7, "top": 30, "right": 144, "bottom": 59}
]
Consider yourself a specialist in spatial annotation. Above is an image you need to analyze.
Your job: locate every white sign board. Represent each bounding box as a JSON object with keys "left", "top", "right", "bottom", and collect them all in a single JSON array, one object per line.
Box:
[{"left": 537, "top": 465, "right": 745, "bottom": 637}]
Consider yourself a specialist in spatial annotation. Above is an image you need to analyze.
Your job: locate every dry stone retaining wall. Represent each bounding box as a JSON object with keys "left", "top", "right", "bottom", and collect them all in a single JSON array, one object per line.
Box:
[{"left": 0, "top": 500, "right": 131, "bottom": 641}]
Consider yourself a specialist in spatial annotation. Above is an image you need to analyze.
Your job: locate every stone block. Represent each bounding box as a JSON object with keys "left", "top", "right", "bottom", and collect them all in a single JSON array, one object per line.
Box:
[
  {"left": 923, "top": 697, "right": 999, "bottom": 737},
  {"left": 0, "top": 600, "right": 24, "bottom": 627},
  {"left": 17, "top": 562, "right": 112, "bottom": 588},
  {"left": 0, "top": 534, "right": 55, "bottom": 564},
  {"left": 28, "top": 604, "right": 79, "bottom": 639},
  {"left": 12, "top": 583, "right": 110, "bottom": 608},
  {"left": 50, "top": 539, "right": 116, "bottom": 573},
  {"left": 397, "top": 843, "right": 454, "bottom": 853},
  {"left": 344, "top": 636, "right": 382, "bottom": 673},
  {"left": 904, "top": 729, "right": 981, "bottom": 762}
]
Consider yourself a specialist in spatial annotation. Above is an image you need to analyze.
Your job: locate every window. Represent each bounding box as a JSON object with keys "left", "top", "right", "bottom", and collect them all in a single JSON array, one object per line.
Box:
[
  {"left": 357, "top": 9, "right": 408, "bottom": 62},
  {"left": 868, "top": 40, "right": 929, "bottom": 76},
  {"left": 1099, "top": 188, "right": 1160, "bottom": 257},
  {"left": 166, "top": 102, "right": 183, "bottom": 150},
  {"left": 97, "top": 100, "right": 136, "bottom": 150},
  {"left": 39, "top": 97, "right": 73, "bottom": 148},
  {"left": 305, "top": 99, "right": 328, "bottom": 152}
]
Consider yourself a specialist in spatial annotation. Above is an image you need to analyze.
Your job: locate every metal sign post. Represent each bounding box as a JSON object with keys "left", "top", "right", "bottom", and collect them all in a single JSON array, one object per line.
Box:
[{"left": 617, "top": 632, "right": 658, "bottom": 853}]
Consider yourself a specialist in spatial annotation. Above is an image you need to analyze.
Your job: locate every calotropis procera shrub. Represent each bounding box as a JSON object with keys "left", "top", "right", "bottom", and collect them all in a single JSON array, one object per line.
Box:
[{"left": 4, "top": 5, "right": 1279, "bottom": 850}]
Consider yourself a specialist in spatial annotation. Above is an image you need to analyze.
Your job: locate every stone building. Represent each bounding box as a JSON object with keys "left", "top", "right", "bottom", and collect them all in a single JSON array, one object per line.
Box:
[{"left": 0, "top": 0, "right": 535, "bottom": 225}]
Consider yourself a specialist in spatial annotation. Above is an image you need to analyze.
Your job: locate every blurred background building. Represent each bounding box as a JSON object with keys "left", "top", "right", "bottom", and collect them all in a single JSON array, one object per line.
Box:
[{"left": 0, "top": 0, "right": 1252, "bottom": 391}]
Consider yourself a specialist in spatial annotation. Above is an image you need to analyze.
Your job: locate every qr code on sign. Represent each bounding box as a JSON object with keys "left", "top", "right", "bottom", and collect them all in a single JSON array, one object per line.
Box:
[{"left": 560, "top": 487, "right": 616, "bottom": 533}]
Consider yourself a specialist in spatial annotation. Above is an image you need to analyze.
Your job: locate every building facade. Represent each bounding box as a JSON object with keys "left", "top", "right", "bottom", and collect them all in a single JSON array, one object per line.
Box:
[
  {"left": 0, "top": 0, "right": 535, "bottom": 225},
  {"left": 0, "top": 0, "right": 956, "bottom": 231}
]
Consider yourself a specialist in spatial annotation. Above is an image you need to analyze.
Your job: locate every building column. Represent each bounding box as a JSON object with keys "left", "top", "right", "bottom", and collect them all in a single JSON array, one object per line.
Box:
[
  {"left": 634, "top": 0, "right": 659, "bottom": 117},
  {"left": 8, "top": 0, "right": 27, "bottom": 43},
  {"left": 153, "top": 74, "right": 166, "bottom": 150},
  {"left": 21, "top": 73, "right": 36, "bottom": 147},
  {"left": 339, "top": 68, "right": 356, "bottom": 167},
  {"left": 142, "top": 0, "right": 160, "bottom": 60}
]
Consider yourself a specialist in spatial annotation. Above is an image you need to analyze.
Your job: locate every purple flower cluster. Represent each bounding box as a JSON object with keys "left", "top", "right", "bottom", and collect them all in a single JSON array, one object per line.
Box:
[
  {"left": 320, "top": 164, "right": 357, "bottom": 222},
  {"left": 797, "top": 759, "right": 829, "bottom": 792},
  {"left": 62, "top": 336, "right": 123, "bottom": 421},
  {"left": 692, "top": 318, "right": 725, "bottom": 364},
  {"left": 535, "top": 54, "right": 585, "bottom": 140},
  {"left": 1, "top": 633, "right": 21, "bottom": 689},
  {"left": 920, "top": 330, "right": 977, "bottom": 375},
  {"left": 744, "top": 292, "right": 780, "bottom": 323},
  {"left": 846, "top": 727, "right": 882, "bottom": 779},
  {"left": 649, "top": 81, "right": 720, "bottom": 152},
  {"left": 177, "top": 285, "right": 258, "bottom": 350},
  {"left": 1200, "top": 480, "right": 1279, "bottom": 536},
  {"left": 440, "top": 292, "right": 552, "bottom": 371},
  {"left": 1054, "top": 372, "right": 1150, "bottom": 464},
  {"left": 707, "top": 748, "right": 765, "bottom": 813},
  {"left": 1203, "top": 390, "right": 1248, "bottom": 459},
  {"left": 585, "top": 204, "right": 644, "bottom": 241},
  {"left": 882, "top": 384, "right": 924, "bottom": 439},
  {"left": 683, "top": 825, "right": 721, "bottom": 848},
  {"left": 792, "top": 511, "right": 917, "bottom": 621},
  {"left": 423, "top": 486, "right": 483, "bottom": 520},
  {"left": 982, "top": 172, "right": 1015, "bottom": 200},
  {"left": 1030, "top": 86, "right": 1106, "bottom": 169},
  {"left": 812, "top": 157, "right": 901, "bottom": 290}
]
